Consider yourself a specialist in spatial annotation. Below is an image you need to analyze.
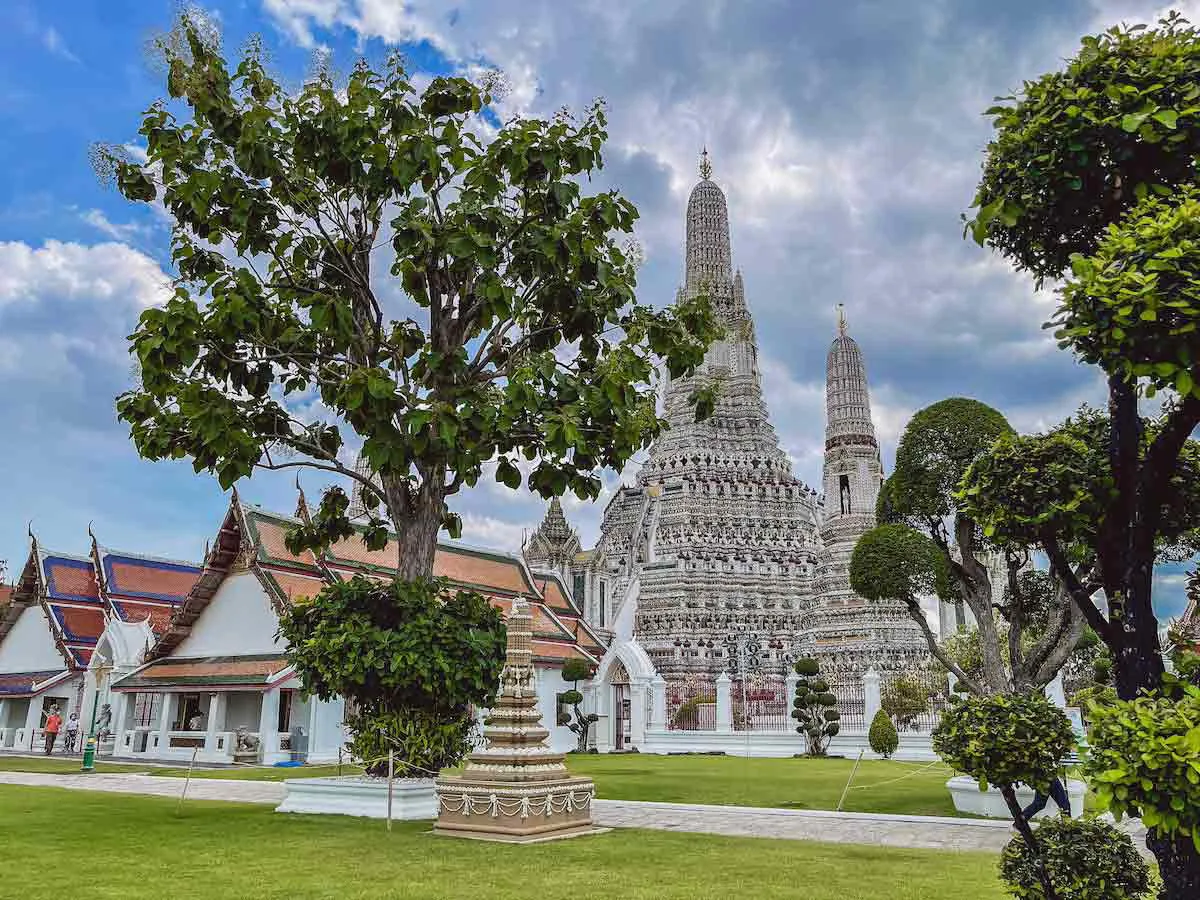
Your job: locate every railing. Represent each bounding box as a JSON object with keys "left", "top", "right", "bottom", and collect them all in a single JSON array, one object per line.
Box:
[
  {"left": 666, "top": 678, "right": 716, "bottom": 731},
  {"left": 732, "top": 677, "right": 791, "bottom": 732},
  {"left": 828, "top": 677, "right": 866, "bottom": 731},
  {"left": 880, "top": 670, "right": 949, "bottom": 733}
]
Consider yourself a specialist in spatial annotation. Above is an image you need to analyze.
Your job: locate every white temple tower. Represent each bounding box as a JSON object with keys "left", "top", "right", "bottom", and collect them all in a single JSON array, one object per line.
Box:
[
  {"left": 572, "top": 151, "right": 823, "bottom": 677},
  {"left": 812, "top": 310, "right": 925, "bottom": 672}
]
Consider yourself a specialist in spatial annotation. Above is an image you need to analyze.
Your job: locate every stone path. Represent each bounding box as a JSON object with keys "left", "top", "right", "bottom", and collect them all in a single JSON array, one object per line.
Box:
[
  {"left": 592, "top": 799, "right": 1016, "bottom": 852},
  {"left": 0, "top": 771, "right": 284, "bottom": 804},
  {"left": 0, "top": 771, "right": 1147, "bottom": 855}
]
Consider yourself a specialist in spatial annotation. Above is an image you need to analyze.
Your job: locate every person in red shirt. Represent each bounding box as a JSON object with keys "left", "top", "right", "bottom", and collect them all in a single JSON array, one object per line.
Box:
[{"left": 43, "top": 708, "right": 62, "bottom": 755}]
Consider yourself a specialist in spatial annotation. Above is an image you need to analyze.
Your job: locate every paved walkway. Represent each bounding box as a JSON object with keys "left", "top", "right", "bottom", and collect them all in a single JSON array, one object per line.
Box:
[{"left": 0, "top": 771, "right": 1147, "bottom": 855}]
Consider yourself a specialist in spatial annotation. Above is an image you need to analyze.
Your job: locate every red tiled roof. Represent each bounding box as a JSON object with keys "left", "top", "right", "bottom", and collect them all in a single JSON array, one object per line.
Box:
[
  {"left": 262, "top": 569, "right": 326, "bottom": 606},
  {"left": 50, "top": 604, "right": 105, "bottom": 643},
  {"left": 117, "top": 655, "right": 289, "bottom": 690},
  {"left": 0, "top": 670, "right": 69, "bottom": 696},
  {"left": 106, "top": 559, "right": 202, "bottom": 603},
  {"left": 0, "top": 585, "right": 13, "bottom": 608},
  {"left": 43, "top": 559, "right": 99, "bottom": 601},
  {"left": 534, "top": 576, "right": 574, "bottom": 614},
  {"left": 246, "top": 514, "right": 323, "bottom": 570},
  {"left": 111, "top": 600, "right": 175, "bottom": 635},
  {"left": 531, "top": 640, "right": 596, "bottom": 664}
]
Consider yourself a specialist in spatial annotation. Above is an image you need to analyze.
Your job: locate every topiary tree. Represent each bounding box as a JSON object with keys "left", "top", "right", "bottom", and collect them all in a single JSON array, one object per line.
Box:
[
  {"left": 933, "top": 691, "right": 1075, "bottom": 900},
  {"left": 559, "top": 657, "right": 598, "bottom": 752},
  {"left": 1083, "top": 679, "right": 1200, "bottom": 870},
  {"left": 959, "top": 17, "right": 1200, "bottom": 891},
  {"left": 850, "top": 524, "right": 973, "bottom": 686},
  {"left": 97, "top": 12, "right": 717, "bottom": 581},
  {"left": 999, "top": 818, "right": 1151, "bottom": 900},
  {"left": 862, "top": 399, "right": 1086, "bottom": 695},
  {"left": 276, "top": 575, "right": 506, "bottom": 776},
  {"left": 868, "top": 709, "right": 899, "bottom": 759},
  {"left": 791, "top": 658, "right": 840, "bottom": 756},
  {"left": 881, "top": 675, "right": 931, "bottom": 731}
]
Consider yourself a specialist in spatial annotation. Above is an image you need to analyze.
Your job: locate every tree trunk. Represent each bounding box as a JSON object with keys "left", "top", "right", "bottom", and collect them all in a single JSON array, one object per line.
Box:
[
  {"left": 1147, "top": 829, "right": 1200, "bottom": 900},
  {"left": 1000, "top": 784, "right": 1059, "bottom": 900},
  {"left": 382, "top": 470, "right": 447, "bottom": 581}
]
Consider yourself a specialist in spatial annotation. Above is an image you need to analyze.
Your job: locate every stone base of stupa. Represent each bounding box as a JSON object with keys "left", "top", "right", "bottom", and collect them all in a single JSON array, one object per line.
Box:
[{"left": 433, "top": 775, "right": 603, "bottom": 843}]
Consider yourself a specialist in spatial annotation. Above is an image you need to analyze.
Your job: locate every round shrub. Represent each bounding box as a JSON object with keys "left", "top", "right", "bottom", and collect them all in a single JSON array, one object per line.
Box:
[
  {"left": 868, "top": 709, "right": 899, "bottom": 759},
  {"left": 560, "top": 689, "right": 584, "bottom": 706},
  {"left": 1083, "top": 680, "right": 1200, "bottom": 843},
  {"left": 794, "top": 658, "right": 819, "bottom": 677},
  {"left": 932, "top": 691, "right": 1074, "bottom": 792},
  {"left": 999, "top": 818, "right": 1150, "bottom": 900}
]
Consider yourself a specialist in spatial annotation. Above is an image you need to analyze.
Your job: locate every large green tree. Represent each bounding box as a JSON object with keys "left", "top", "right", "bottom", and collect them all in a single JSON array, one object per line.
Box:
[
  {"left": 98, "top": 16, "right": 717, "bottom": 579},
  {"left": 853, "top": 399, "right": 1085, "bottom": 695},
  {"left": 961, "top": 14, "right": 1200, "bottom": 896}
]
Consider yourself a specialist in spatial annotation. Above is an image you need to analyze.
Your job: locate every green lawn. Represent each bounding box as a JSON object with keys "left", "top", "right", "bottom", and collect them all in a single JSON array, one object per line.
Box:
[
  {"left": 0, "top": 786, "right": 1006, "bottom": 900},
  {"left": 0, "top": 756, "right": 150, "bottom": 775},
  {"left": 150, "top": 763, "right": 362, "bottom": 780},
  {"left": 566, "top": 753, "right": 962, "bottom": 817},
  {"left": 1, "top": 753, "right": 960, "bottom": 815}
]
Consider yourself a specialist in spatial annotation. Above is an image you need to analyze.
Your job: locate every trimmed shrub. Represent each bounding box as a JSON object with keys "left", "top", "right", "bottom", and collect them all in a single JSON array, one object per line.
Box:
[
  {"left": 868, "top": 709, "right": 899, "bottom": 758},
  {"left": 932, "top": 691, "right": 1074, "bottom": 794},
  {"left": 999, "top": 818, "right": 1151, "bottom": 899},
  {"left": 792, "top": 657, "right": 840, "bottom": 756}
]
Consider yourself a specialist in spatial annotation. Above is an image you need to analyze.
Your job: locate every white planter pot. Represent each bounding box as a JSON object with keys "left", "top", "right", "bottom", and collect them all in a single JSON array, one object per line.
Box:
[
  {"left": 276, "top": 776, "right": 437, "bottom": 820},
  {"left": 946, "top": 776, "right": 1085, "bottom": 820}
]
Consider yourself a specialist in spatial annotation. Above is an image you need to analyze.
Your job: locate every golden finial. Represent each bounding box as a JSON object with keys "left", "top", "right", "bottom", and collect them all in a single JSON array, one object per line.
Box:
[
  {"left": 699, "top": 146, "right": 712, "bottom": 181},
  {"left": 837, "top": 303, "right": 847, "bottom": 337}
]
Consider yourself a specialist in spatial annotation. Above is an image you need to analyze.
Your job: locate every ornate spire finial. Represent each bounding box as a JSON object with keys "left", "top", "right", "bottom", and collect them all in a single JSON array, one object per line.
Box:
[
  {"left": 837, "top": 303, "right": 847, "bottom": 337},
  {"left": 699, "top": 146, "right": 712, "bottom": 181}
]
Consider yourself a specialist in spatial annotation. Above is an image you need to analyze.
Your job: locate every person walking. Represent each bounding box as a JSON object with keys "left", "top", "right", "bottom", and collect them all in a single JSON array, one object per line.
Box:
[
  {"left": 63, "top": 713, "right": 81, "bottom": 754},
  {"left": 1022, "top": 775, "right": 1071, "bottom": 820},
  {"left": 43, "top": 708, "right": 62, "bottom": 756}
]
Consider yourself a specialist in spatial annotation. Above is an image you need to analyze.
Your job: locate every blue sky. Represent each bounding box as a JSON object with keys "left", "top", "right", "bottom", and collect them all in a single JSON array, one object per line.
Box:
[{"left": 0, "top": 0, "right": 1194, "bottom": 616}]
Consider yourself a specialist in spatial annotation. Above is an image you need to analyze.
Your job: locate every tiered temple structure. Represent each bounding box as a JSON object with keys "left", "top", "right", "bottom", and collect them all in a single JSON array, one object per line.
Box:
[
  {"left": 811, "top": 307, "right": 926, "bottom": 673},
  {"left": 435, "top": 597, "right": 598, "bottom": 842},
  {"left": 524, "top": 151, "right": 926, "bottom": 702}
]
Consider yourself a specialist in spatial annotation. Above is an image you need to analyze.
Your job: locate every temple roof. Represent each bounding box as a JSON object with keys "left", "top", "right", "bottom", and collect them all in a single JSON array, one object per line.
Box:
[
  {"left": 0, "top": 669, "right": 72, "bottom": 697},
  {"left": 148, "top": 494, "right": 604, "bottom": 668},
  {"left": 115, "top": 654, "right": 291, "bottom": 691}
]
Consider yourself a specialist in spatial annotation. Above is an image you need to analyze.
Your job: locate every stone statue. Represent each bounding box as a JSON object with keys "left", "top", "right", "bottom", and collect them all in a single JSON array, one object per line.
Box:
[
  {"left": 235, "top": 726, "right": 260, "bottom": 753},
  {"left": 96, "top": 703, "right": 112, "bottom": 740}
]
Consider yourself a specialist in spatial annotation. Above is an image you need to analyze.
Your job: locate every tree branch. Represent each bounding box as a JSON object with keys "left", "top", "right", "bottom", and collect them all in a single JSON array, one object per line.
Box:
[
  {"left": 903, "top": 597, "right": 984, "bottom": 695},
  {"left": 1042, "top": 531, "right": 1115, "bottom": 646}
]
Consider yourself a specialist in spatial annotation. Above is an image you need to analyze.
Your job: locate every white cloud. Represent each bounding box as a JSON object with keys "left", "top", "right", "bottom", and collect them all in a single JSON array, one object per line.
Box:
[
  {"left": 80, "top": 209, "right": 151, "bottom": 243},
  {"left": 459, "top": 512, "right": 529, "bottom": 552},
  {"left": 41, "top": 26, "right": 80, "bottom": 63},
  {"left": 0, "top": 240, "right": 171, "bottom": 310}
]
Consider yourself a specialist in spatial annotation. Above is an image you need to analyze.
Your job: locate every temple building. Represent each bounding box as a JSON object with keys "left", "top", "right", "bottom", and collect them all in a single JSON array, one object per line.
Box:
[
  {"left": 524, "top": 153, "right": 926, "bottom": 743},
  {"left": 0, "top": 491, "right": 604, "bottom": 763},
  {"left": 0, "top": 534, "right": 203, "bottom": 753}
]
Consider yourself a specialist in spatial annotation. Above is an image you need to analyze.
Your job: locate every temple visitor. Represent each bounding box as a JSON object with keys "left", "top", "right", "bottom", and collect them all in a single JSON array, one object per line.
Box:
[
  {"left": 63, "top": 713, "right": 80, "bottom": 754},
  {"left": 1022, "top": 775, "right": 1071, "bottom": 820},
  {"left": 43, "top": 708, "right": 62, "bottom": 756}
]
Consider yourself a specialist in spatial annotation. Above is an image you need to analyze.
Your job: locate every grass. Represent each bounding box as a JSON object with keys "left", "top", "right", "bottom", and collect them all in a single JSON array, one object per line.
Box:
[
  {"left": 0, "top": 785, "right": 1006, "bottom": 900},
  {"left": 1, "top": 753, "right": 960, "bottom": 815},
  {"left": 0, "top": 756, "right": 150, "bottom": 775},
  {"left": 565, "top": 753, "right": 962, "bottom": 817},
  {"left": 150, "top": 763, "right": 361, "bottom": 780}
]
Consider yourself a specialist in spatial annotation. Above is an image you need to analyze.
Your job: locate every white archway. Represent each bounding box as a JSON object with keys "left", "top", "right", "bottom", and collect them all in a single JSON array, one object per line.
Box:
[{"left": 589, "top": 638, "right": 657, "bottom": 752}]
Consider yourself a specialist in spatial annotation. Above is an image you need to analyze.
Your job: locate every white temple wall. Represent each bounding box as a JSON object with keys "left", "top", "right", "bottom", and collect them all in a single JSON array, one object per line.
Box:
[
  {"left": 535, "top": 666, "right": 576, "bottom": 754},
  {"left": 224, "top": 692, "right": 263, "bottom": 733},
  {"left": 174, "top": 572, "right": 284, "bottom": 657},
  {"left": 0, "top": 607, "right": 67, "bottom": 673}
]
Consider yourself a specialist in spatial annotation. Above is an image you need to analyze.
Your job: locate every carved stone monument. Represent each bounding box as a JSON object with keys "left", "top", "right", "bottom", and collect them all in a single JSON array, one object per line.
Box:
[{"left": 434, "top": 597, "right": 602, "bottom": 842}]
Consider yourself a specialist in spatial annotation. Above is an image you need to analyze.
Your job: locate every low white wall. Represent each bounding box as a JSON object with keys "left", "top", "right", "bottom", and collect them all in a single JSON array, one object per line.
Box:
[{"left": 635, "top": 728, "right": 937, "bottom": 760}]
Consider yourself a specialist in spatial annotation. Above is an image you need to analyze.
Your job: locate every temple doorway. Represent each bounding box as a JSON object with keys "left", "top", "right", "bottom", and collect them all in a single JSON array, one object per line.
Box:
[{"left": 609, "top": 660, "right": 630, "bottom": 750}]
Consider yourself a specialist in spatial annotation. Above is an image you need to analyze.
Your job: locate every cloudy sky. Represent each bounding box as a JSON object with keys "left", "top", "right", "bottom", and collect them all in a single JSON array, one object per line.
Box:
[{"left": 0, "top": 0, "right": 1193, "bottom": 615}]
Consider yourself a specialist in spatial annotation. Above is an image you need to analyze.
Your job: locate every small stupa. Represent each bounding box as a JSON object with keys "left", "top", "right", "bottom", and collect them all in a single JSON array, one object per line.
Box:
[{"left": 434, "top": 597, "right": 601, "bottom": 842}]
